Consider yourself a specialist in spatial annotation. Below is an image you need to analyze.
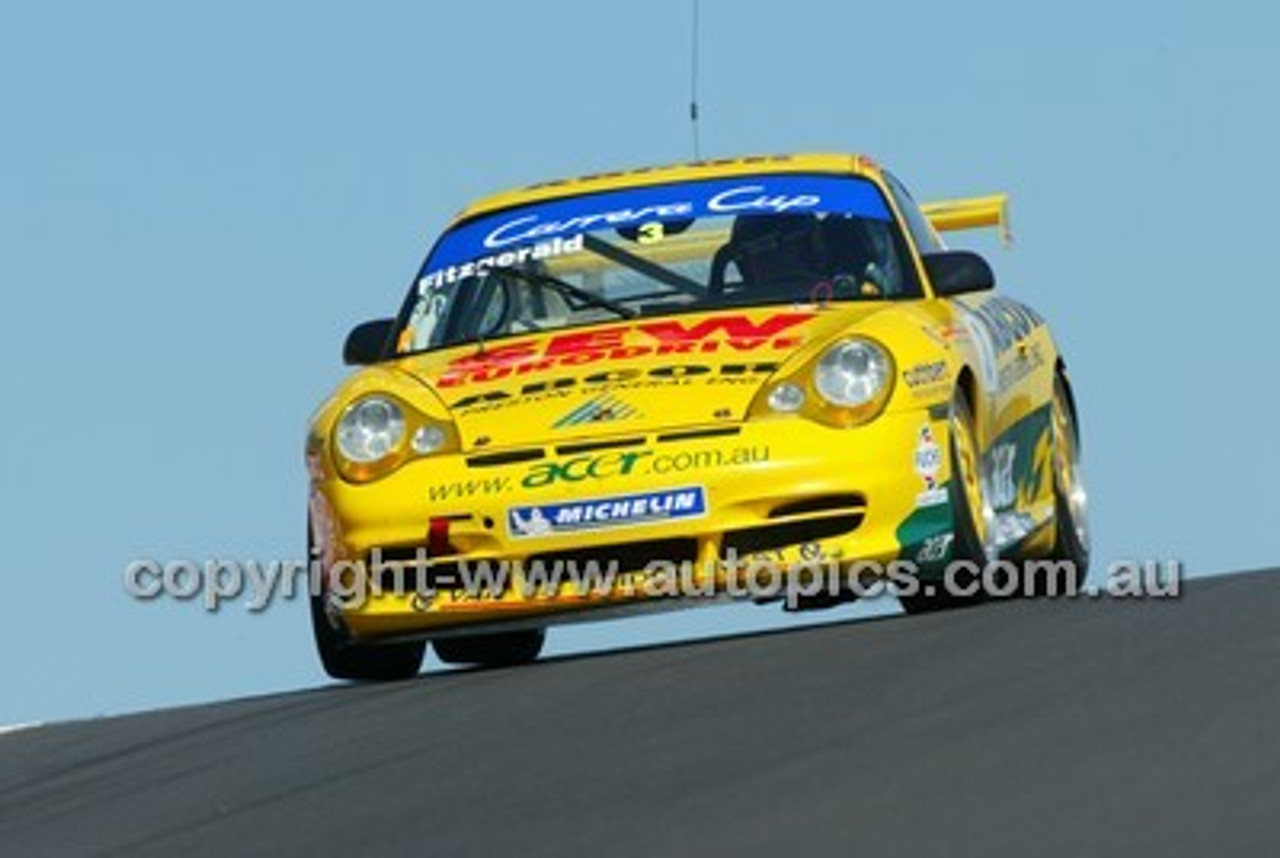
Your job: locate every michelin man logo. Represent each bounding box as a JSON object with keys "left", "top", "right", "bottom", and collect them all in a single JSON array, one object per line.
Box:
[{"left": 509, "top": 508, "right": 553, "bottom": 537}]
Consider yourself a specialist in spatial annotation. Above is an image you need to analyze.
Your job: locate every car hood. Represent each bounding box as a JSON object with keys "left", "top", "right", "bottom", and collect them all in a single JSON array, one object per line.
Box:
[{"left": 399, "top": 305, "right": 889, "bottom": 450}]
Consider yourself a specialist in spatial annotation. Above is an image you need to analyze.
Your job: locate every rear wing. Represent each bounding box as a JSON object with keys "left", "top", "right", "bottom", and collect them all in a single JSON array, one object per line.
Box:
[{"left": 920, "top": 194, "right": 1012, "bottom": 246}]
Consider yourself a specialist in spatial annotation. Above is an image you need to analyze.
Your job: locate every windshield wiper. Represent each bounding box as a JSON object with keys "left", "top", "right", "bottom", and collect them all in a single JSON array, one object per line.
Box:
[{"left": 490, "top": 266, "right": 636, "bottom": 320}]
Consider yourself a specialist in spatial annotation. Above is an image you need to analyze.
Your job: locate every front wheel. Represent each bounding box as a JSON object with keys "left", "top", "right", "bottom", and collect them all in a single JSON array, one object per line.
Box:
[
  {"left": 900, "top": 388, "right": 994, "bottom": 615},
  {"left": 434, "top": 629, "right": 546, "bottom": 668},
  {"left": 310, "top": 593, "right": 426, "bottom": 681},
  {"left": 308, "top": 529, "right": 424, "bottom": 681},
  {"left": 1047, "top": 369, "right": 1090, "bottom": 589}
]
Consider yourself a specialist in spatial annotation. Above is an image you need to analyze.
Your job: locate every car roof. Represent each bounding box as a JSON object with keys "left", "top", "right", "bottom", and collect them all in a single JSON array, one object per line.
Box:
[{"left": 451, "top": 152, "right": 884, "bottom": 224}]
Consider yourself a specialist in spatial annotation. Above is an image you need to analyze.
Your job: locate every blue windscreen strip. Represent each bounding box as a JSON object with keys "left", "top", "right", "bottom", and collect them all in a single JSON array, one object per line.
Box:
[{"left": 421, "top": 174, "right": 891, "bottom": 281}]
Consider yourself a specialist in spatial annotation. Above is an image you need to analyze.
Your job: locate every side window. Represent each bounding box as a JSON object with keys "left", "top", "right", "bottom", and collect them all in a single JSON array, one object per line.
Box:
[{"left": 884, "top": 171, "right": 944, "bottom": 254}]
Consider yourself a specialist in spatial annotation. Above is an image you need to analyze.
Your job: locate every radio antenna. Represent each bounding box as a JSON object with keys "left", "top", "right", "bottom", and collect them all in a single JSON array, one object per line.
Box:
[{"left": 689, "top": 0, "right": 702, "bottom": 160}]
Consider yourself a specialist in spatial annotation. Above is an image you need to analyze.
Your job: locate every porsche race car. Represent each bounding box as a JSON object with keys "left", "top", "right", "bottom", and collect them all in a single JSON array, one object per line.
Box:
[{"left": 306, "top": 153, "right": 1089, "bottom": 680}]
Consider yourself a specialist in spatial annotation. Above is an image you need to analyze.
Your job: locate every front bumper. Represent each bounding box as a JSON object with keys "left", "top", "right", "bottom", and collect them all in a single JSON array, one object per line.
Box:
[{"left": 311, "top": 408, "right": 955, "bottom": 642}]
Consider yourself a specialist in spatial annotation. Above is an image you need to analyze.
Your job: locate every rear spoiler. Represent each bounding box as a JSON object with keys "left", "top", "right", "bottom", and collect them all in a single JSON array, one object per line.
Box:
[{"left": 920, "top": 194, "right": 1012, "bottom": 246}]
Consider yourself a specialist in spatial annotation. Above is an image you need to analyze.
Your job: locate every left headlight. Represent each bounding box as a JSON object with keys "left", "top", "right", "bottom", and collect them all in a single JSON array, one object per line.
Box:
[
  {"left": 813, "top": 339, "right": 892, "bottom": 408},
  {"left": 335, "top": 396, "right": 405, "bottom": 463}
]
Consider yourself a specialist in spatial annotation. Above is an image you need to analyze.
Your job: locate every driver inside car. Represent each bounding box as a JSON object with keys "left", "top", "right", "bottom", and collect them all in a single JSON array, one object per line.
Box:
[{"left": 711, "top": 213, "right": 898, "bottom": 300}]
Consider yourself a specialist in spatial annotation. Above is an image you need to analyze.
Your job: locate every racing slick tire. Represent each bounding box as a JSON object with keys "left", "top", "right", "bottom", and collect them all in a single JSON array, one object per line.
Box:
[
  {"left": 310, "top": 594, "right": 426, "bottom": 681},
  {"left": 308, "top": 534, "right": 425, "bottom": 681},
  {"left": 1045, "top": 368, "right": 1090, "bottom": 594},
  {"left": 433, "top": 629, "right": 546, "bottom": 667},
  {"left": 900, "top": 387, "right": 995, "bottom": 615}
]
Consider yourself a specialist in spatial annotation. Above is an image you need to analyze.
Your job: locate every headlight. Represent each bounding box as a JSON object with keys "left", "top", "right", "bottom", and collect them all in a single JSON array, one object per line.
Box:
[
  {"left": 767, "top": 382, "right": 806, "bottom": 413},
  {"left": 336, "top": 396, "right": 405, "bottom": 463},
  {"left": 813, "top": 339, "right": 891, "bottom": 408},
  {"left": 412, "top": 424, "right": 446, "bottom": 454}
]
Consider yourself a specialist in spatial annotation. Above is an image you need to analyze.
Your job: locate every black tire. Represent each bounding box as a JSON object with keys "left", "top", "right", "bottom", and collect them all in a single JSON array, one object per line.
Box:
[
  {"left": 434, "top": 629, "right": 546, "bottom": 668},
  {"left": 1046, "top": 370, "right": 1089, "bottom": 593},
  {"left": 309, "top": 531, "right": 424, "bottom": 682},
  {"left": 900, "top": 388, "right": 992, "bottom": 615},
  {"left": 310, "top": 593, "right": 425, "bottom": 681}
]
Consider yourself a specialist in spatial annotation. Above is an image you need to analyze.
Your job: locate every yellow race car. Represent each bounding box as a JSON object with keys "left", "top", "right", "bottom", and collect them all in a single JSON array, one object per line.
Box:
[{"left": 305, "top": 153, "right": 1089, "bottom": 680}]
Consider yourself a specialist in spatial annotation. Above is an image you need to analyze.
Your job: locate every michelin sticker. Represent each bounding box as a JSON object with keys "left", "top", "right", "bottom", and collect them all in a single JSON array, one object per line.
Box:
[{"left": 508, "top": 486, "right": 707, "bottom": 539}]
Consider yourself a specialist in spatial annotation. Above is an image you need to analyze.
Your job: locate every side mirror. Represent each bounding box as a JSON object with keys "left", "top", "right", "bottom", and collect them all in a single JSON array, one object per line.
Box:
[
  {"left": 343, "top": 318, "right": 395, "bottom": 366},
  {"left": 922, "top": 250, "right": 995, "bottom": 296}
]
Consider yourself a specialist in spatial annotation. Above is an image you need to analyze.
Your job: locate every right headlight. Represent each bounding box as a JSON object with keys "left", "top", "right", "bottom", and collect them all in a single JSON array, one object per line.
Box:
[
  {"left": 336, "top": 396, "right": 405, "bottom": 463},
  {"left": 813, "top": 339, "right": 892, "bottom": 408},
  {"left": 331, "top": 394, "right": 457, "bottom": 483}
]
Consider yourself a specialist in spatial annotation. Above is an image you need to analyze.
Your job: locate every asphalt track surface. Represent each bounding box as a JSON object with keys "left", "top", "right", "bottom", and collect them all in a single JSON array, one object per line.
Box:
[{"left": 3, "top": 570, "right": 1278, "bottom": 857}]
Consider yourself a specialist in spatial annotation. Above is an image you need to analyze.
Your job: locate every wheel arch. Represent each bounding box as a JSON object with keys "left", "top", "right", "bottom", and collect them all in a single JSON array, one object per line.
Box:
[
  {"left": 954, "top": 364, "right": 982, "bottom": 443},
  {"left": 1053, "top": 358, "right": 1083, "bottom": 454}
]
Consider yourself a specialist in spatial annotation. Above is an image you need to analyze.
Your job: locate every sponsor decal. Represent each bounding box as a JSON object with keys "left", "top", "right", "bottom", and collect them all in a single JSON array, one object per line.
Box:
[
  {"left": 908, "top": 382, "right": 951, "bottom": 402},
  {"left": 989, "top": 442, "right": 1017, "bottom": 511},
  {"left": 437, "top": 311, "right": 812, "bottom": 388},
  {"left": 894, "top": 491, "right": 952, "bottom": 562},
  {"left": 426, "top": 443, "right": 769, "bottom": 501},
  {"left": 420, "top": 174, "right": 892, "bottom": 282},
  {"left": 921, "top": 323, "right": 968, "bottom": 348},
  {"left": 508, "top": 486, "right": 707, "bottom": 538},
  {"left": 799, "top": 541, "right": 843, "bottom": 562},
  {"left": 967, "top": 297, "right": 1045, "bottom": 356},
  {"left": 914, "top": 425, "right": 943, "bottom": 481},
  {"left": 916, "top": 487, "right": 949, "bottom": 508},
  {"left": 916, "top": 532, "right": 954, "bottom": 564},
  {"left": 553, "top": 394, "right": 640, "bottom": 428},
  {"left": 745, "top": 540, "right": 843, "bottom": 569},
  {"left": 419, "top": 234, "right": 583, "bottom": 290},
  {"left": 985, "top": 405, "right": 1051, "bottom": 513},
  {"left": 914, "top": 424, "right": 947, "bottom": 507},
  {"left": 960, "top": 296, "right": 1047, "bottom": 392},
  {"left": 902, "top": 360, "right": 947, "bottom": 388},
  {"left": 523, "top": 449, "right": 653, "bottom": 488},
  {"left": 521, "top": 444, "right": 769, "bottom": 489},
  {"left": 449, "top": 361, "right": 780, "bottom": 411},
  {"left": 997, "top": 342, "right": 1045, "bottom": 391}
]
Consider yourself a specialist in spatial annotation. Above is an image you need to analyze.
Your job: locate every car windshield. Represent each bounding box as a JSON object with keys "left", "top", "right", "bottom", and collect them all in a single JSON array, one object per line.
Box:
[{"left": 394, "top": 173, "right": 919, "bottom": 355}]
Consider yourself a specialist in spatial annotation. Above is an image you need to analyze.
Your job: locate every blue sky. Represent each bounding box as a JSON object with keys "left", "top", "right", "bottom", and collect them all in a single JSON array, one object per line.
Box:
[{"left": 2, "top": 0, "right": 1277, "bottom": 725}]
